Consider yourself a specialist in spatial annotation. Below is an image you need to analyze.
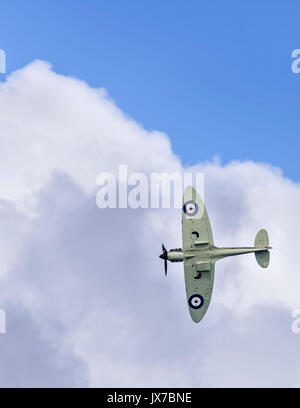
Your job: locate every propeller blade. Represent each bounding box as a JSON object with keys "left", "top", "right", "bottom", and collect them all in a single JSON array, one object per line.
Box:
[{"left": 159, "top": 244, "right": 168, "bottom": 277}]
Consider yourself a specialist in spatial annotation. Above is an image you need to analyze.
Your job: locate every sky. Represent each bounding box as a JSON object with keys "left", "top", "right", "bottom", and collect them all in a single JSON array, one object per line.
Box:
[
  {"left": 1, "top": 1, "right": 300, "bottom": 178},
  {"left": 0, "top": 1, "right": 300, "bottom": 388}
]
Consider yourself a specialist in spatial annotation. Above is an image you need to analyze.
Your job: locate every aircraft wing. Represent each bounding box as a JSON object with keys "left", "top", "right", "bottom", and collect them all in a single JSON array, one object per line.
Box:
[
  {"left": 182, "top": 186, "right": 214, "bottom": 251},
  {"left": 182, "top": 186, "right": 215, "bottom": 323}
]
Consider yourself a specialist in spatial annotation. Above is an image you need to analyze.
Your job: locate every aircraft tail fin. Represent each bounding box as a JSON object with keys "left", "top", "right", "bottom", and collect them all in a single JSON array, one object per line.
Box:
[{"left": 254, "top": 229, "right": 270, "bottom": 268}]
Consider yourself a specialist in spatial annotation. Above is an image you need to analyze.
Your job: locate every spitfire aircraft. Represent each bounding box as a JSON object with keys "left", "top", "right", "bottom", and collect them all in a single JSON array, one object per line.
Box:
[{"left": 159, "top": 186, "right": 271, "bottom": 323}]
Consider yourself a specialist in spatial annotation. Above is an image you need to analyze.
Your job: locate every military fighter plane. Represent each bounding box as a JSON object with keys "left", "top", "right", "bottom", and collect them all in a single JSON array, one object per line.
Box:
[{"left": 159, "top": 186, "right": 271, "bottom": 323}]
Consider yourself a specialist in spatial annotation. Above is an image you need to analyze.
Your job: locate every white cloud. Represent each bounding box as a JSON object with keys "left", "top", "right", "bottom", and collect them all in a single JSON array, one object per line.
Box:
[
  {"left": 0, "top": 61, "right": 300, "bottom": 387},
  {"left": 0, "top": 61, "right": 180, "bottom": 204}
]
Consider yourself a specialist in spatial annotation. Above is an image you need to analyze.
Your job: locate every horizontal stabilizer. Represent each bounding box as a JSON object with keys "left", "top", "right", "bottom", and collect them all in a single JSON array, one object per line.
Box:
[
  {"left": 255, "top": 229, "right": 270, "bottom": 268},
  {"left": 255, "top": 229, "right": 269, "bottom": 247},
  {"left": 255, "top": 251, "right": 270, "bottom": 268}
]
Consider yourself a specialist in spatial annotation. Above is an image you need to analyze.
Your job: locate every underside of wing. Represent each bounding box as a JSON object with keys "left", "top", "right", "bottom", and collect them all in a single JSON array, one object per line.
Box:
[
  {"left": 182, "top": 186, "right": 215, "bottom": 323},
  {"left": 182, "top": 186, "right": 213, "bottom": 251},
  {"left": 184, "top": 260, "right": 215, "bottom": 323}
]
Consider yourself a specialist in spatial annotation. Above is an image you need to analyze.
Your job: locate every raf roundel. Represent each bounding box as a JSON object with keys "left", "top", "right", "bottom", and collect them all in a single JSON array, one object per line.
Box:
[
  {"left": 188, "top": 294, "right": 204, "bottom": 309},
  {"left": 183, "top": 200, "right": 199, "bottom": 216}
]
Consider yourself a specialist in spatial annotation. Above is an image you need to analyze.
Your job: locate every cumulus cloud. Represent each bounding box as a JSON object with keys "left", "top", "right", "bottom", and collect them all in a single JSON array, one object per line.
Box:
[{"left": 0, "top": 61, "right": 299, "bottom": 387}]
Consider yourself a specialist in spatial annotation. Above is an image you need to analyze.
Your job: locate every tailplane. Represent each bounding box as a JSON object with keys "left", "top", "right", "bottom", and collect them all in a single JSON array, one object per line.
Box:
[{"left": 254, "top": 229, "right": 270, "bottom": 268}]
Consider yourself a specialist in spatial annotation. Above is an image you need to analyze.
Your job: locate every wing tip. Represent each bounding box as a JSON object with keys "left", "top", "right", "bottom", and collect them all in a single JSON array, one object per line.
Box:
[{"left": 183, "top": 185, "right": 204, "bottom": 205}]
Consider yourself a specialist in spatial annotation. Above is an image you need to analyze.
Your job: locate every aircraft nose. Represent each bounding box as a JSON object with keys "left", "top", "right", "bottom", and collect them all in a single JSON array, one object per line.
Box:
[{"left": 159, "top": 253, "right": 167, "bottom": 260}]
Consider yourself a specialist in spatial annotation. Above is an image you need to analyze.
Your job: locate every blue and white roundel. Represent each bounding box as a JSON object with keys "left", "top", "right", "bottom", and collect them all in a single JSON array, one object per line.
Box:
[
  {"left": 188, "top": 294, "right": 204, "bottom": 309},
  {"left": 183, "top": 200, "right": 199, "bottom": 216}
]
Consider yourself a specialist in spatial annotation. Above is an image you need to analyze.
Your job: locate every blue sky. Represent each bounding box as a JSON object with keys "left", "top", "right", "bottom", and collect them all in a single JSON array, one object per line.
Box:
[{"left": 1, "top": 0, "right": 299, "bottom": 180}]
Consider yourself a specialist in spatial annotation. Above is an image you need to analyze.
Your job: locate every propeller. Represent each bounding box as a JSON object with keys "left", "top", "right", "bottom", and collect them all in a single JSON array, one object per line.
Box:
[{"left": 159, "top": 244, "right": 168, "bottom": 276}]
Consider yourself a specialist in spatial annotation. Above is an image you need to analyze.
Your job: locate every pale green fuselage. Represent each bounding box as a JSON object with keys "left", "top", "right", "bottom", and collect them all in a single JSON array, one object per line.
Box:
[{"left": 167, "top": 246, "right": 270, "bottom": 264}]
